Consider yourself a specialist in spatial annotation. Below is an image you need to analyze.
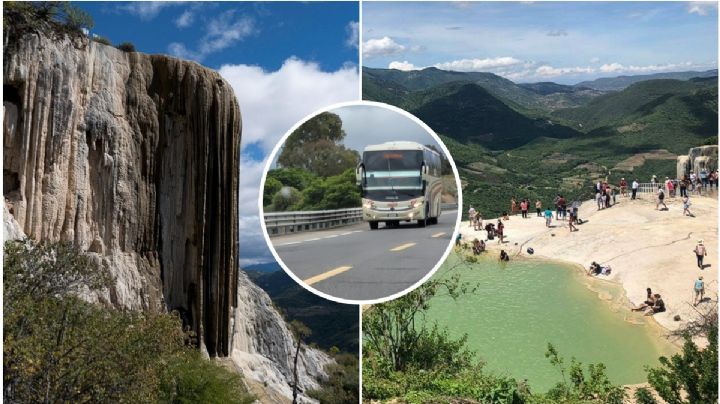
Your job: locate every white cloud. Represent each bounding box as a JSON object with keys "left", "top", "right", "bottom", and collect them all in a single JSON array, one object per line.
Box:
[
  {"left": 218, "top": 59, "right": 359, "bottom": 264},
  {"left": 363, "top": 37, "right": 406, "bottom": 58},
  {"left": 590, "top": 57, "right": 601, "bottom": 63},
  {"left": 433, "top": 56, "right": 523, "bottom": 72},
  {"left": 598, "top": 61, "right": 694, "bottom": 73},
  {"left": 168, "top": 11, "right": 255, "bottom": 62},
  {"left": 388, "top": 61, "right": 419, "bottom": 71},
  {"left": 346, "top": 21, "right": 359, "bottom": 48},
  {"left": 175, "top": 10, "right": 194, "bottom": 28},
  {"left": 535, "top": 64, "right": 595, "bottom": 77},
  {"left": 117, "top": 2, "right": 174, "bottom": 20},
  {"left": 688, "top": 1, "right": 718, "bottom": 15}
]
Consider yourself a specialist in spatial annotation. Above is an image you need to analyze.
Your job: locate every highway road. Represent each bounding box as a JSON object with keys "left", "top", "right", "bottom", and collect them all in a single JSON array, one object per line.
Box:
[{"left": 270, "top": 210, "right": 459, "bottom": 301}]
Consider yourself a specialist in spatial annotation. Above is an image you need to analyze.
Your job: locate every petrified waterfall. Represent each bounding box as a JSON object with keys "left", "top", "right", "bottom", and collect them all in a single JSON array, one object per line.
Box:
[{"left": 4, "top": 25, "right": 239, "bottom": 357}]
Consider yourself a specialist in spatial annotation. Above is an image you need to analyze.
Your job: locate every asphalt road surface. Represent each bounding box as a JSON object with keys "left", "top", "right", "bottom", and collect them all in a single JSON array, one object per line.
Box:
[{"left": 270, "top": 210, "right": 459, "bottom": 301}]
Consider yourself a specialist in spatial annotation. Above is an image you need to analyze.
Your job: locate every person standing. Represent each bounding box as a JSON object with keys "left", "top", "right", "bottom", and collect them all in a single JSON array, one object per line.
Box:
[
  {"left": 558, "top": 195, "right": 567, "bottom": 220},
  {"left": 474, "top": 211, "right": 482, "bottom": 231},
  {"left": 631, "top": 179, "right": 639, "bottom": 200},
  {"left": 679, "top": 176, "right": 688, "bottom": 198},
  {"left": 619, "top": 178, "right": 628, "bottom": 197},
  {"left": 665, "top": 177, "right": 675, "bottom": 198},
  {"left": 496, "top": 220, "right": 505, "bottom": 244},
  {"left": 468, "top": 206, "right": 476, "bottom": 228},
  {"left": 520, "top": 199, "right": 528, "bottom": 218},
  {"left": 554, "top": 194, "right": 561, "bottom": 219},
  {"left": 682, "top": 195, "right": 693, "bottom": 217},
  {"left": 535, "top": 199, "right": 542, "bottom": 217},
  {"left": 694, "top": 276, "right": 705, "bottom": 306},
  {"left": 544, "top": 207, "right": 553, "bottom": 227},
  {"left": 694, "top": 240, "right": 707, "bottom": 269},
  {"left": 700, "top": 169, "right": 709, "bottom": 189},
  {"left": 511, "top": 197, "right": 517, "bottom": 216},
  {"left": 656, "top": 186, "right": 667, "bottom": 210},
  {"left": 568, "top": 210, "right": 577, "bottom": 232}
]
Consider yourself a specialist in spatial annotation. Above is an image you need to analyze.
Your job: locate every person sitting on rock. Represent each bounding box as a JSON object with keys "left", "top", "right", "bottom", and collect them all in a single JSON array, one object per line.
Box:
[
  {"left": 472, "top": 238, "right": 485, "bottom": 255},
  {"left": 499, "top": 250, "right": 509, "bottom": 262}
]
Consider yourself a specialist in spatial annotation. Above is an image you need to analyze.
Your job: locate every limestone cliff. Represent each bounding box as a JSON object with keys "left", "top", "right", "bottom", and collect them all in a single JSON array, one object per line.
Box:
[
  {"left": 677, "top": 145, "right": 718, "bottom": 179},
  {"left": 3, "top": 22, "right": 330, "bottom": 401}
]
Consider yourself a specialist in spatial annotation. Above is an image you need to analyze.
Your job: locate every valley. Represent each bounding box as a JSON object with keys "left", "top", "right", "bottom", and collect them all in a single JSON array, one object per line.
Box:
[{"left": 364, "top": 67, "right": 718, "bottom": 217}]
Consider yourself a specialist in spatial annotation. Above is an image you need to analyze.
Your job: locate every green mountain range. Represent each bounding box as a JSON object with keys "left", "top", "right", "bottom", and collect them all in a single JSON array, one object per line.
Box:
[
  {"left": 575, "top": 69, "right": 718, "bottom": 91},
  {"left": 363, "top": 67, "right": 718, "bottom": 217}
]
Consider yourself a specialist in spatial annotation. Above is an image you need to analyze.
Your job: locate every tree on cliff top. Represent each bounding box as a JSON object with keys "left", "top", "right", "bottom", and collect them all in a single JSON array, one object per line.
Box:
[
  {"left": 4, "top": 2, "right": 94, "bottom": 35},
  {"left": 278, "top": 112, "right": 360, "bottom": 178}
]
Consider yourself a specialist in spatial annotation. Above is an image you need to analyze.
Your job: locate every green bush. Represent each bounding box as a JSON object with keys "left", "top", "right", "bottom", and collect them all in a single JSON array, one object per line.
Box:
[
  {"left": 271, "top": 186, "right": 302, "bottom": 211},
  {"left": 4, "top": 1, "right": 94, "bottom": 34},
  {"left": 3, "top": 239, "right": 254, "bottom": 403},
  {"left": 634, "top": 387, "right": 658, "bottom": 404},
  {"left": 645, "top": 327, "right": 718, "bottom": 404},
  {"left": 91, "top": 35, "right": 111, "bottom": 45},
  {"left": 307, "top": 352, "right": 359, "bottom": 404},
  {"left": 117, "top": 41, "right": 136, "bottom": 52}
]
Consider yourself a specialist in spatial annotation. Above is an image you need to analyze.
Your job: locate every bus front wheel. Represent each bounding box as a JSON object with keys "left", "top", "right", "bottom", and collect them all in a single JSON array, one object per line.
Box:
[
  {"left": 369, "top": 221, "right": 379, "bottom": 230},
  {"left": 417, "top": 204, "right": 428, "bottom": 227}
]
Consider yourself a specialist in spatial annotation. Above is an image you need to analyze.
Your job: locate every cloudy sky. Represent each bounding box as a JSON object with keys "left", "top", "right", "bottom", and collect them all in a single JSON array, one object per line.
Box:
[
  {"left": 334, "top": 105, "right": 439, "bottom": 152},
  {"left": 362, "top": 1, "right": 718, "bottom": 84},
  {"left": 78, "top": 2, "right": 359, "bottom": 265}
]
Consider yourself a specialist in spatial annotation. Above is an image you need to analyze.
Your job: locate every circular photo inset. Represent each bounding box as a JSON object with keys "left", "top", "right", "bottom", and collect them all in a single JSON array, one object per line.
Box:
[{"left": 259, "top": 101, "right": 462, "bottom": 303}]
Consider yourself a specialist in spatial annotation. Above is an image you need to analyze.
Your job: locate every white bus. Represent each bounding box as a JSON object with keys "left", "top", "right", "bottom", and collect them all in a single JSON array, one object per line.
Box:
[{"left": 355, "top": 141, "right": 443, "bottom": 230}]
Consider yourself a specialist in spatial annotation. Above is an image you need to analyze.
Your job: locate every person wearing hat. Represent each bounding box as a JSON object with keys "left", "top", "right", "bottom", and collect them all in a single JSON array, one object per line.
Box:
[
  {"left": 694, "top": 276, "right": 705, "bottom": 306},
  {"left": 694, "top": 240, "right": 708, "bottom": 269}
]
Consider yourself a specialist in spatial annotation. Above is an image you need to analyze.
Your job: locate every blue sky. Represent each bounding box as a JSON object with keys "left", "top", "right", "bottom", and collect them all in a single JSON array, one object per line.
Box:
[
  {"left": 77, "top": 2, "right": 358, "bottom": 72},
  {"left": 363, "top": 1, "right": 718, "bottom": 84},
  {"left": 75, "top": 2, "right": 360, "bottom": 265}
]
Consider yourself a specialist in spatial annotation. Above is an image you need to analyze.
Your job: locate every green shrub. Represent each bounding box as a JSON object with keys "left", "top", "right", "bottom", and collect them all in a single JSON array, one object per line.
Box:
[
  {"left": 91, "top": 35, "right": 111, "bottom": 45},
  {"left": 263, "top": 177, "right": 283, "bottom": 206},
  {"left": 271, "top": 186, "right": 301, "bottom": 211},
  {"left": 645, "top": 328, "right": 718, "bottom": 404},
  {"left": 634, "top": 387, "right": 659, "bottom": 404},
  {"left": 117, "top": 41, "right": 136, "bottom": 52},
  {"left": 307, "top": 352, "right": 359, "bottom": 404},
  {"left": 3, "top": 239, "right": 254, "bottom": 403}
]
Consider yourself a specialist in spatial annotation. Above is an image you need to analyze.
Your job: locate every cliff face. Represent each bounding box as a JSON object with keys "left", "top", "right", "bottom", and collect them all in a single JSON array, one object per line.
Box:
[
  {"left": 677, "top": 145, "right": 718, "bottom": 179},
  {"left": 4, "top": 25, "right": 332, "bottom": 401},
  {"left": 4, "top": 28, "right": 240, "bottom": 357}
]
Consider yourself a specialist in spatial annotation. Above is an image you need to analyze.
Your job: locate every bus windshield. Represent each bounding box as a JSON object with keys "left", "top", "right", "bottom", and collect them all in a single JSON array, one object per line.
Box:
[{"left": 362, "top": 150, "right": 423, "bottom": 200}]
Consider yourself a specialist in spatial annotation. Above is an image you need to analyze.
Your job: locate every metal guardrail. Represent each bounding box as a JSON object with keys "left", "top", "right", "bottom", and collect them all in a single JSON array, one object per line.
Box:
[
  {"left": 265, "top": 203, "right": 459, "bottom": 237},
  {"left": 264, "top": 208, "right": 363, "bottom": 236},
  {"left": 627, "top": 181, "right": 716, "bottom": 197}
]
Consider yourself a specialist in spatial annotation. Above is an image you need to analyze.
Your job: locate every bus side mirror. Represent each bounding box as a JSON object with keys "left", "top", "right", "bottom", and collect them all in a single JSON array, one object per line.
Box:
[{"left": 356, "top": 165, "right": 364, "bottom": 186}]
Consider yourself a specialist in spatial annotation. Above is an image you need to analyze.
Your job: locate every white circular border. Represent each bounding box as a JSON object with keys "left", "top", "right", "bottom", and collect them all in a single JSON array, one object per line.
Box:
[{"left": 258, "top": 100, "right": 463, "bottom": 305}]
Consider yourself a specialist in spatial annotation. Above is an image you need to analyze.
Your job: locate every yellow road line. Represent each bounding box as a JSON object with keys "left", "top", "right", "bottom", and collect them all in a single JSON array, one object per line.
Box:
[
  {"left": 390, "top": 242, "right": 416, "bottom": 252},
  {"left": 303, "top": 266, "right": 352, "bottom": 286},
  {"left": 431, "top": 232, "right": 446, "bottom": 238}
]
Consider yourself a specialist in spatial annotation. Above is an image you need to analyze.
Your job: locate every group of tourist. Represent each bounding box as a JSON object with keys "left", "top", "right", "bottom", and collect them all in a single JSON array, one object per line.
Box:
[
  {"left": 595, "top": 180, "right": 617, "bottom": 209},
  {"left": 587, "top": 261, "right": 612, "bottom": 276},
  {"left": 632, "top": 288, "right": 666, "bottom": 316},
  {"left": 467, "top": 206, "right": 483, "bottom": 231}
]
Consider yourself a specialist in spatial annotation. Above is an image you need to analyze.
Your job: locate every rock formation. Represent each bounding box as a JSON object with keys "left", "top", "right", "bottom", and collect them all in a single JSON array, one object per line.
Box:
[
  {"left": 677, "top": 145, "right": 718, "bottom": 179},
  {"left": 4, "top": 20, "right": 330, "bottom": 401}
]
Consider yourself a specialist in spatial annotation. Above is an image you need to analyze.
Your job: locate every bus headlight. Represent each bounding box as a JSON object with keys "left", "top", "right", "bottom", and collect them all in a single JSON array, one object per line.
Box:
[
  {"left": 410, "top": 199, "right": 422, "bottom": 209},
  {"left": 364, "top": 201, "right": 375, "bottom": 209}
]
